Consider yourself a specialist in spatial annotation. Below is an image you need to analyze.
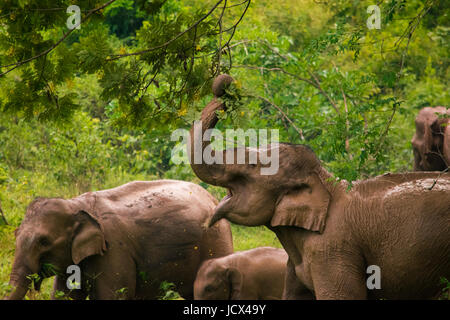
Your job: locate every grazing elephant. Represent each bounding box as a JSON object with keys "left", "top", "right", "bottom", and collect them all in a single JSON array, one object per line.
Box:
[
  {"left": 5, "top": 180, "right": 233, "bottom": 300},
  {"left": 412, "top": 106, "right": 449, "bottom": 171},
  {"left": 188, "top": 74, "right": 450, "bottom": 300},
  {"left": 194, "top": 247, "right": 289, "bottom": 300}
]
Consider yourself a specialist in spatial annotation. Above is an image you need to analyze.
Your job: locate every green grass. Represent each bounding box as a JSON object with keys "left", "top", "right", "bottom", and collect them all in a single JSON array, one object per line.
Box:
[{"left": 231, "top": 224, "right": 281, "bottom": 251}]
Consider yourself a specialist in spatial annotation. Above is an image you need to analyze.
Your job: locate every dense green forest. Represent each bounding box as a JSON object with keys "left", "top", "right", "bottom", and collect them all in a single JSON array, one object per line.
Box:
[{"left": 0, "top": 0, "right": 448, "bottom": 299}]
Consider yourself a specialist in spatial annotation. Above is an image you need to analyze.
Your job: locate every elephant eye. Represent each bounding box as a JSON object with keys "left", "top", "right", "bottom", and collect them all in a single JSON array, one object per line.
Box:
[{"left": 38, "top": 236, "right": 51, "bottom": 247}]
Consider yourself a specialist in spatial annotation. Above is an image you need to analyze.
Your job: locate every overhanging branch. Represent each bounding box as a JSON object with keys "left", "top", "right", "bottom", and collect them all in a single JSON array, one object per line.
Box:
[{"left": 0, "top": 0, "right": 118, "bottom": 78}]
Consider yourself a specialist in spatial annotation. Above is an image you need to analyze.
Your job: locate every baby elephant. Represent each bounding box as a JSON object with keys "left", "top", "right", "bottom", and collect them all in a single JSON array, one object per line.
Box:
[{"left": 194, "top": 247, "right": 288, "bottom": 300}]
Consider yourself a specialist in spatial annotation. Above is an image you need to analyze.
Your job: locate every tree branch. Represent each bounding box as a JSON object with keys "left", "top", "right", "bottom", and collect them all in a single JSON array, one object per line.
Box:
[
  {"left": 373, "top": 103, "right": 398, "bottom": 159},
  {"left": 427, "top": 167, "right": 449, "bottom": 191},
  {"left": 255, "top": 95, "right": 305, "bottom": 140},
  {"left": 306, "top": 69, "right": 340, "bottom": 115},
  {"left": 233, "top": 64, "right": 317, "bottom": 86},
  {"left": 0, "top": 0, "right": 117, "bottom": 78},
  {"left": 106, "top": 0, "right": 226, "bottom": 61},
  {"left": 342, "top": 89, "right": 352, "bottom": 159},
  {"left": 234, "top": 64, "right": 340, "bottom": 115}
]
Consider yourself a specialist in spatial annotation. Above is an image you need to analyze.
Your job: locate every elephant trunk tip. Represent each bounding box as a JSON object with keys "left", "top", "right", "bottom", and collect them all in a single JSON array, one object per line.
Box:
[{"left": 212, "top": 74, "right": 234, "bottom": 97}]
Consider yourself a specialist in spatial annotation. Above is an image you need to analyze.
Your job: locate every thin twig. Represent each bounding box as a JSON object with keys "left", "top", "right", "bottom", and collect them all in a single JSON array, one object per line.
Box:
[
  {"left": 226, "top": 0, "right": 249, "bottom": 8},
  {"left": 394, "top": 0, "right": 434, "bottom": 48},
  {"left": 106, "top": 0, "right": 226, "bottom": 61},
  {"left": 258, "top": 39, "right": 289, "bottom": 61},
  {"left": 307, "top": 69, "right": 340, "bottom": 115},
  {"left": 233, "top": 65, "right": 317, "bottom": 87},
  {"left": 331, "top": 61, "right": 352, "bottom": 159},
  {"left": 255, "top": 95, "right": 305, "bottom": 140},
  {"left": 216, "top": 0, "right": 251, "bottom": 52},
  {"left": 427, "top": 167, "right": 449, "bottom": 190},
  {"left": 174, "top": 25, "right": 198, "bottom": 97},
  {"left": 139, "top": 70, "right": 160, "bottom": 101},
  {"left": 226, "top": 39, "right": 253, "bottom": 50},
  {"left": 216, "top": 0, "right": 227, "bottom": 75},
  {"left": 374, "top": 103, "right": 397, "bottom": 158},
  {"left": 233, "top": 64, "right": 340, "bottom": 115},
  {"left": 342, "top": 90, "right": 352, "bottom": 159}
]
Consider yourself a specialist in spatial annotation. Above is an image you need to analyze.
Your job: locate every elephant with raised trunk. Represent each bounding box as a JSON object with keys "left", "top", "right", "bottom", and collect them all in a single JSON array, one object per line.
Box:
[
  {"left": 412, "top": 106, "right": 449, "bottom": 171},
  {"left": 194, "top": 247, "right": 290, "bottom": 300},
  {"left": 189, "top": 74, "right": 450, "bottom": 300},
  {"left": 5, "top": 180, "right": 233, "bottom": 300}
]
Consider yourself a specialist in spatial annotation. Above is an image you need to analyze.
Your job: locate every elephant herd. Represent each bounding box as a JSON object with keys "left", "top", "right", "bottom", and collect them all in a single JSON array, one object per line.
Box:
[{"left": 3, "top": 75, "right": 449, "bottom": 300}]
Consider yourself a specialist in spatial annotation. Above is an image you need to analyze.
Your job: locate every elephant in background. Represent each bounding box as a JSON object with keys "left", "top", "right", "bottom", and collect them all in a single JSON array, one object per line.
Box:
[
  {"left": 5, "top": 180, "right": 233, "bottom": 300},
  {"left": 194, "top": 247, "right": 290, "bottom": 300},
  {"left": 412, "top": 106, "right": 449, "bottom": 171},
  {"left": 189, "top": 74, "right": 450, "bottom": 300}
]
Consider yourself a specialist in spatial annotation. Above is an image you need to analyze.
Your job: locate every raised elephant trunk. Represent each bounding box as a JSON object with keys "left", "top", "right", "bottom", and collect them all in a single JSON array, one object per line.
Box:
[{"left": 188, "top": 74, "right": 234, "bottom": 186}]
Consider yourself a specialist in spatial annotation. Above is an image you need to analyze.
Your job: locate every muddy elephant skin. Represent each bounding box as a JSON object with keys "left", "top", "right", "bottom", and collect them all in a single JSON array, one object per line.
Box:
[
  {"left": 188, "top": 74, "right": 450, "bottom": 300},
  {"left": 6, "top": 180, "right": 233, "bottom": 300},
  {"left": 194, "top": 247, "right": 289, "bottom": 300}
]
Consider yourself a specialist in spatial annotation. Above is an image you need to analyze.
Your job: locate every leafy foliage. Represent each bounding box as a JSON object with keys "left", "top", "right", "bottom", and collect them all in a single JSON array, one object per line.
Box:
[
  {"left": 159, "top": 281, "right": 182, "bottom": 300},
  {"left": 439, "top": 277, "right": 450, "bottom": 300},
  {"left": 0, "top": 0, "right": 251, "bottom": 125}
]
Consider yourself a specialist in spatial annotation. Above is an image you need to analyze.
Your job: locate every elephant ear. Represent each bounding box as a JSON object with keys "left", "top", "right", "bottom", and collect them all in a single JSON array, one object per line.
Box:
[
  {"left": 444, "top": 122, "right": 450, "bottom": 166},
  {"left": 227, "top": 268, "right": 243, "bottom": 300},
  {"left": 72, "top": 210, "right": 107, "bottom": 264},
  {"left": 431, "top": 117, "right": 450, "bottom": 166},
  {"left": 271, "top": 173, "right": 331, "bottom": 233}
]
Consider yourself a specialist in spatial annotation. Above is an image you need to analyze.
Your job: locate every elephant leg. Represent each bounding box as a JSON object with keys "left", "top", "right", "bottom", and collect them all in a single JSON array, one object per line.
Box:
[
  {"left": 52, "top": 275, "right": 88, "bottom": 300},
  {"left": 83, "top": 254, "right": 137, "bottom": 300},
  {"left": 282, "top": 259, "right": 314, "bottom": 300},
  {"left": 310, "top": 256, "right": 367, "bottom": 300},
  {"left": 234, "top": 292, "right": 259, "bottom": 300}
]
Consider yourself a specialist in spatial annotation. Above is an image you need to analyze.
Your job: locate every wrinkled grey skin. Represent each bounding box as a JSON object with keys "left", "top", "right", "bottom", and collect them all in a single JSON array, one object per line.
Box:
[
  {"left": 189, "top": 74, "right": 450, "bottom": 300},
  {"left": 411, "top": 106, "right": 449, "bottom": 171},
  {"left": 194, "top": 247, "right": 290, "bottom": 300},
  {"left": 6, "top": 180, "right": 233, "bottom": 300}
]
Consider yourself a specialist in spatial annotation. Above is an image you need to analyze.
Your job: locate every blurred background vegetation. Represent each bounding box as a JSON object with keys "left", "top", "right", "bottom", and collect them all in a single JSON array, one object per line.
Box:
[{"left": 0, "top": 0, "right": 448, "bottom": 298}]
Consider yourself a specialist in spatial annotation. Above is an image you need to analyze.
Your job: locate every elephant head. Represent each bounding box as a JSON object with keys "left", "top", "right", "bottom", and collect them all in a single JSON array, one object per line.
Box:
[
  {"left": 411, "top": 106, "right": 450, "bottom": 171},
  {"left": 188, "top": 74, "right": 337, "bottom": 231},
  {"left": 194, "top": 260, "right": 242, "bottom": 300},
  {"left": 6, "top": 197, "right": 106, "bottom": 300}
]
